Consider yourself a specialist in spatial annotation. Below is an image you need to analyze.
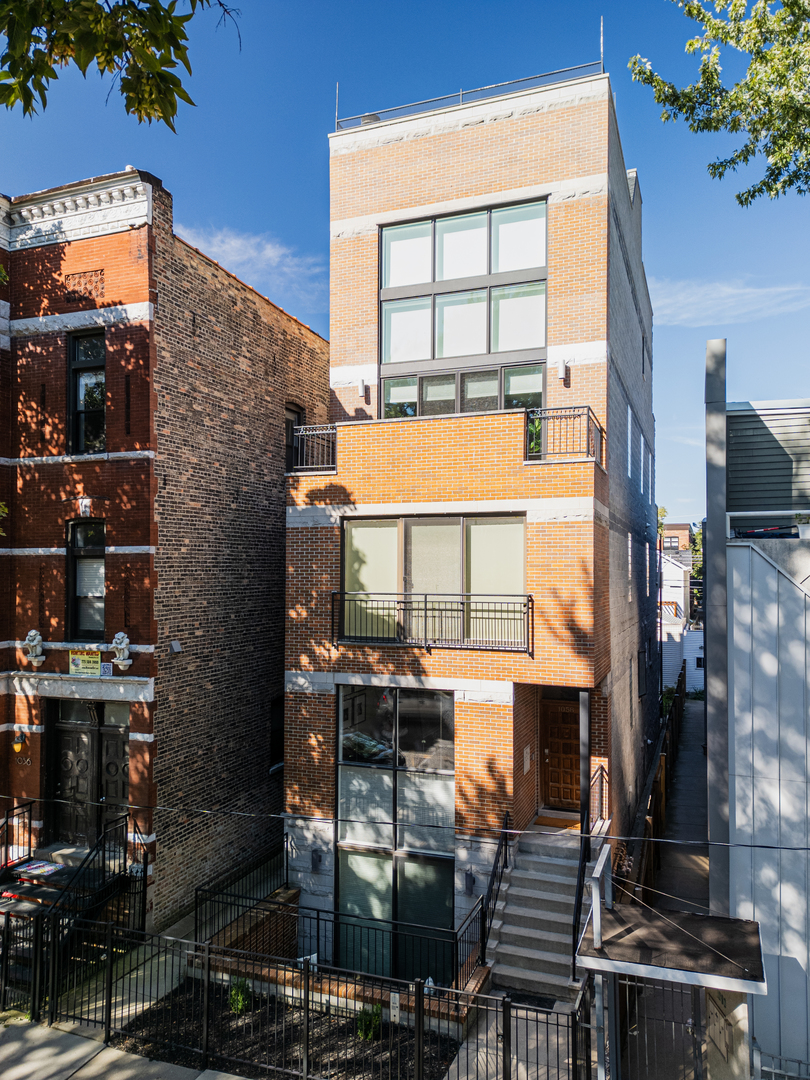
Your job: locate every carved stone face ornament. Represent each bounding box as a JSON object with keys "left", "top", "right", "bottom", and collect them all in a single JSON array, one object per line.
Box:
[
  {"left": 24, "top": 629, "right": 46, "bottom": 667},
  {"left": 110, "top": 631, "right": 132, "bottom": 670}
]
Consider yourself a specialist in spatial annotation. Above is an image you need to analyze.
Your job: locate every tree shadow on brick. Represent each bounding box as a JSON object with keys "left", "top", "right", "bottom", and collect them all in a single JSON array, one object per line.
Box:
[{"left": 535, "top": 556, "right": 595, "bottom": 664}]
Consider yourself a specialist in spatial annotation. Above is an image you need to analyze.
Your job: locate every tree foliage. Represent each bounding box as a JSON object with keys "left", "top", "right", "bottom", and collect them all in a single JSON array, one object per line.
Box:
[
  {"left": 0, "top": 0, "right": 238, "bottom": 131},
  {"left": 658, "top": 505, "right": 668, "bottom": 536},
  {"left": 629, "top": 1, "right": 810, "bottom": 205},
  {"left": 691, "top": 524, "right": 704, "bottom": 576}
]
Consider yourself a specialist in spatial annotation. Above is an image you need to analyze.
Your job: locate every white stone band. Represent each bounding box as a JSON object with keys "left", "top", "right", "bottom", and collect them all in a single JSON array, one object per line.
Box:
[
  {"left": 0, "top": 673, "right": 154, "bottom": 702},
  {"left": 8, "top": 178, "right": 152, "bottom": 250},
  {"left": 288, "top": 496, "right": 609, "bottom": 527},
  {"left": 11, "top": 302, "right": 153, "bottom": 338}
]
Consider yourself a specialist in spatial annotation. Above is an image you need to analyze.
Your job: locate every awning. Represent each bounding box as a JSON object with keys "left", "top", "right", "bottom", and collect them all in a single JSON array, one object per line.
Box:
[{"left": 577, "top": 905, "right": 767, "bottom": 996}]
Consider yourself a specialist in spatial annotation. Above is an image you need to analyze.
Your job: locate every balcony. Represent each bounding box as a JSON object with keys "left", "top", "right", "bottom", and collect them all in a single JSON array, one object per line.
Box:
[
  {"left": 526, "top": 406, "right": 603, "bottom": 465},
  {"left": 290, "top": 406, "right": 604, "bottom": 475},
  {"left": 332, "top": 593, "right": 532, "bottom": 652}
]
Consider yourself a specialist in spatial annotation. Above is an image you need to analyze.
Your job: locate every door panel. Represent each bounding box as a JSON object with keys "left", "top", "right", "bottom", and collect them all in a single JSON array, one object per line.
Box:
[
  {"left": 540, "top": 702, "right": 580, "bottom": 811},
  {"left": 54, "top": 726, "right": 97, "bottom": 846},
  {"left": 100, "top": 728, "right": 129, "bottom": 832}
]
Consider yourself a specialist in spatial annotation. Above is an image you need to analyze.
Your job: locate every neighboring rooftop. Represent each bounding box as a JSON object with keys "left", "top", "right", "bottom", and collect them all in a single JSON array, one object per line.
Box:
[{"left": 335, "top": 61, "right": 603, "bottom": 130}]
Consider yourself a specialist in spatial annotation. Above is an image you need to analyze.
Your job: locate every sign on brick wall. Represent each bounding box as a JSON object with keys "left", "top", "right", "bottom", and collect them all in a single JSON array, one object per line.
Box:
[{"left": 69, "top": 650, "right": 101, "bottom": 677}]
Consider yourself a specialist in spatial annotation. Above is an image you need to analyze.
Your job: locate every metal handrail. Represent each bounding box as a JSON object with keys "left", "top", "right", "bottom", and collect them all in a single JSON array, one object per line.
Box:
[
  {"left": 333, "top": 592, "right": 532, "bottom": 652},
  {"left": 49, "top": 815, "right": 128, "bottom": 916},
  {"left": 291, "top": 424, "right": 336, "bottom": 472},
  {"left": 481, "top": 812, "right": 510, "bottom": 965},
  {"left": 0, "top": 800, "right": 34, "bottom": 872},
  {"left": 570, "top": 763, "right": 610, "bottom": 982},
  {"left": 526, "top": 405, "right": 604, "bottom": 465},
  {"left": 336, "top": 61, "right": 603, "bottom": 128}
]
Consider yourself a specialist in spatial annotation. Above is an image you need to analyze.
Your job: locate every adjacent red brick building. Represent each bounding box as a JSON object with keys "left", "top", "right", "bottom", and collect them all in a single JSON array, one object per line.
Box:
[
  {"left": 0, "top": 168, "right": 329, "bottom": 928},
  {"left": 284, "top": 69, "right": 658, "bottom": 961}
]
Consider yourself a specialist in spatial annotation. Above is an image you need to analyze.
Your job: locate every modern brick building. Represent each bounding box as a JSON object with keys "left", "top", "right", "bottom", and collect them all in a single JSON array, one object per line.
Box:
[
  {"left": 284, "top": 67, "right": 658, "bottom": 991},
  {"left": 0, "top": 168, "right": 329, "bottom": 928}
]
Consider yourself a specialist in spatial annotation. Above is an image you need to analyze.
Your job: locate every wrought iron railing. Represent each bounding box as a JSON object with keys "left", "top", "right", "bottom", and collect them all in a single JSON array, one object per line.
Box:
[
  {"left": 480, "top": 811, "right": 510, "bottom": 965},
  {"left": 290, "top": 424, "right": 336, "bottom": 472},
  {"left": 570, "top": 763, "right": 611, "bottom": 982},
  {"left": 0, "top": 800, "right": 34, "bottom": 871},
  {"left": 336, "top": 61, "right": 603, "bottom": 128},
  {"left": 194, "top": 840, "right": 288, "bottom": 944},
  {"left": 526, "top": 406, "right": 604, "bottom": 465},
  {"left": 49, "top": 815, "right": 128, "bottom": 919},
  {"left": 589, "top": 764, "right": 609, "bottom": 825},
  {"left": 333, "top": 592, "right": 532, "bottom": 651}
]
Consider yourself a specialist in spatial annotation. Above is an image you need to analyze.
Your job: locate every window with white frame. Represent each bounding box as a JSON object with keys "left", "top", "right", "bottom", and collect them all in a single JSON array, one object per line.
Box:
[{"left": 627, "top": 405, "right": 633, "bottom": 478}]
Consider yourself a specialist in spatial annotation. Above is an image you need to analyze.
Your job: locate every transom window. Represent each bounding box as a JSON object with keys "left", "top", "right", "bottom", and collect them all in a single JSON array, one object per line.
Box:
[
  {"left": 383, "top": 362, "right": 544, "bottom": 419},
  {"left": 380, "top": 202, "right": 547, "bottom": 375}
]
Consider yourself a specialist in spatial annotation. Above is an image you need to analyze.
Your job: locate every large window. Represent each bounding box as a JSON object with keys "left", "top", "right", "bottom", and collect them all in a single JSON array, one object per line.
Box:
[
  {"left": 70, "top": 334, "right": 106, "bottom": 454},
  {"left": 69, "top": 521, "right": 105, "bottom": 640},
  {"left": 380, "top": 202, "right": 547, "bottom": 417},
  {"left": 383, "top": 362, "right": 544, "bottom": 420},
  {"left": 337, "top": 685, "right": 456, "bottom": 976}
]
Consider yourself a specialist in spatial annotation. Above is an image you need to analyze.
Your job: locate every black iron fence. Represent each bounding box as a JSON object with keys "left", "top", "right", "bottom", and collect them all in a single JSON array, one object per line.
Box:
[
  {"left": 50, "top": 815, "right": 128, "bottom": 920},
  {"left": 0, "top": 799, "right": 33, "bottom": 871},
  {"left": 291, "top": 425, "right": 337, "bottom": 472},
  {"left": 195, "top": 843, "right": 288, "bottom": 944},
  {"left": 43, "top": 918, "right": 592, "bottom": 1080},
  {"left": 195, "top": 888, "right": 484, "bottom": 990},
  {"left": 481, "top": 812, "right": 509, "bottom": 964},
  {"left": 333, "top": 593, "right": 532, "bottom": 652},
  {"left": 526, "top": 407, "right": 604, "bottom": 466}
]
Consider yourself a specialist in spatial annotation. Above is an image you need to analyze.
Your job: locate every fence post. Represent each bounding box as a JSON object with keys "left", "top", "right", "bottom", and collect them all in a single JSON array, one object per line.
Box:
[
  {"left": 140, "top": 851, "right": 149, "bottom": 932},
  {"left": 47, "top": 913, "right": 58, "bottom": 1026},
  {"left": 284, "top": 832, "right": 289, "bottom": 888},
  {"left": 571, "top": 1005, "right": 579, "bottom": 1080},
  {"left": 502, "top": 996, "right": 512, "bottom": 1080},
  {"left": 201, "top": 943, "right": 210, "bottom": 1069},
  {"left": 103, "top": 922, "right": 113, "bottom": 1044},
  {"left": 414, "top": 979, "right": 425, "bottom": 1080},
  {"left": 302, "top": 956, "right": 310, "bottom": 1080},
  {"left": 751, "top": 1038, "right": 762, "bottom": 1080},
  {"left": 479, "top": 896, "right": 487, "bottom": 967},
  {"left": 0, "top": 912, "right": 10, "bottom": 1012},
  {"left": 30, "top": 912, "right": 43, "bottom": 1022}
]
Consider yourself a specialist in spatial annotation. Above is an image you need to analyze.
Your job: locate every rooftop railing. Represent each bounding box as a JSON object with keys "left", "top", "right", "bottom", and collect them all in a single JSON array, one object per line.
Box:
[
  {"left": 336, "top": 61, "right": 603, "bottom": 129},
  {"left": 527, "top": 405, "right": 604, "bottom": 465}
]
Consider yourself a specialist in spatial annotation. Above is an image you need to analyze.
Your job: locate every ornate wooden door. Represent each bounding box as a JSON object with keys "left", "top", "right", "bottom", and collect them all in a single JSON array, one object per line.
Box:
[
  {"left": 54, "top": 725, "right": 98, "bottom": 846},
  {"left": 99, "top": 727, "right": 129, "bottom": 833},
  {"left": 540, "top": 702, "right": 580, "bottom": 810}
]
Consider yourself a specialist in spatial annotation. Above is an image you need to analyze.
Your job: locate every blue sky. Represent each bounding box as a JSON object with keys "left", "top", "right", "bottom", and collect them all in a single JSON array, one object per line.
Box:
[{"left": 2, "top": 0, "right": 808, "bottom": 525}]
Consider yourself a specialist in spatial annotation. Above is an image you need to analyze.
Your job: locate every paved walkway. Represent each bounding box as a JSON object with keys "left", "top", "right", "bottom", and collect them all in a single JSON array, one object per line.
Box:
[
  {"left": 0, "top": 1013, "right": 248, "bottom": 1080},
  {"left": 653, "top": 698, "right": 710, "bottom": 914}
]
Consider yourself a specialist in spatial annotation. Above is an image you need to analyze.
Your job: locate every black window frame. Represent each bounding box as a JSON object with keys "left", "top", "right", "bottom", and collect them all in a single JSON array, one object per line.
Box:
[
  {"left": 381, "top": 360, "right": 546, "bottom": 420},
  {"left": 378, "top": 200, "right": 548, "bottom": 416},
  {"left": 68, "top": 332, "right": 107, "bottom": 456},
  {"left": 285, "top": 404, "right": 304, "bottom": 472},
  {"left": 67, "top": 518, "right": 106, "bottom": 643}
]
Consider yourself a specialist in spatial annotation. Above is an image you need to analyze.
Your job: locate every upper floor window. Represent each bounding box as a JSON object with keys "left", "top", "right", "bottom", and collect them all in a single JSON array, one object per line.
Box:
[
  {"left": 69, "top": 520, "right": 105, "bottom": 640},
  {"left": 285, "top": 405, "right": 303, "bottom": 472},
  {"left": 383, "top": 361, "right": 544, "bottom": 420},
  {"left": 663, "top": 535, "right": 679, "bottom": 550},
  {"left": 380, "top": 202, "right": 547, "bottom": 368},
  {"left": 70, "top": 334, "right": 106, "bottom": 454}
]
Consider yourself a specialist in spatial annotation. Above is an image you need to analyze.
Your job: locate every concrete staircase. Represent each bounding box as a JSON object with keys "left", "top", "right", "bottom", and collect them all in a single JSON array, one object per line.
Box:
[{"left": 489, "top": 826, "right": 597, "bottom": 1003}]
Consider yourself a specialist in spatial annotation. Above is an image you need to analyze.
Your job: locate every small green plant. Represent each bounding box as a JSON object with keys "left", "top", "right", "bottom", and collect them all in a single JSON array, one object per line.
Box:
[
  {"left": 229, "top": 978, "right": 251, "bottom": 1017},
  {"left": 688, "top": 687, "right": 705, "bottom": 701},
  {"left": 357, "top": 1003, "right": 382, "bottom": 1042}
]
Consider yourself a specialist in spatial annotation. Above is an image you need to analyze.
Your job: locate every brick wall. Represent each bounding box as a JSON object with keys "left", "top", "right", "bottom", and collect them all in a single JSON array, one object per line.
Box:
[{"left": 150, "top": 187, "right": 329, "bottom": 927}]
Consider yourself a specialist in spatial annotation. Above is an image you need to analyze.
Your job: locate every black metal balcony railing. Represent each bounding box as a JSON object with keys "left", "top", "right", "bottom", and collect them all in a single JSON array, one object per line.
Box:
[
  {"left": 290, "top": 424, "right": 337, "bottom": 472},
  {"left": 526, "top": 406, "right": 604, "bottom": 465},
  {"left": 333, "top": 592, "right": 531, "bottom": 652}
]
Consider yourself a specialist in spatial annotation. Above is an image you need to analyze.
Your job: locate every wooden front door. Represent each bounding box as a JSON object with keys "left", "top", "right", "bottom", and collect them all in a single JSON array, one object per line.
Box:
[
  {"left": 540, "top": 702, "right": 580, "bottom": 811},
  {"left": 99, "top": 726, "right": 129, "bottom": 833}
]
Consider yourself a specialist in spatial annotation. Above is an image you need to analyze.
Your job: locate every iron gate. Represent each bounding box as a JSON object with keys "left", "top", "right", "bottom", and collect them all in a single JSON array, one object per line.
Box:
[{"left": 618, "top": 975, "right": 704, "bottom": 1080}]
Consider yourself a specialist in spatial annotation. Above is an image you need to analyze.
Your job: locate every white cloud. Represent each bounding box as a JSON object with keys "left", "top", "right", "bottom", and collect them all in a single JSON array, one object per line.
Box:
[
  {"left": 175, "top": 223, "right": 327, "bottom": 314},
  {"left": 649, "top": 276, "right": 810, "bottom": 327}
]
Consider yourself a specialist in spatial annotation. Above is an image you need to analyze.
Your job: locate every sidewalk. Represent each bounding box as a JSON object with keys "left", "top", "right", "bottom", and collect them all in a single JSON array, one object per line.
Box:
[
  {"left": 0, "top": 1012, "right": 248, "bottom": 1080},
  {"left": 653, "top": 697, "right": 710, "bottom": 913}
]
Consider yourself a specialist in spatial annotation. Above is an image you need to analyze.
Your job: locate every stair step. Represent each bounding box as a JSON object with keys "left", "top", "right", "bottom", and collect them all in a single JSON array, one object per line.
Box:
[
  {"left": 501, "top": 903, "right": 574, "bottom": 931},
  {"left": 499, "top": 925, "right": 572, "bottom": 955},
  {"left": 491, "top": 962, "right": 577, "bottom": 1000},
  {"left": 509, "top": 870, "right": 577, "bottom": 895},
  {"left": 0, "top": 896, "right": 49, "bottom": 917},
  {"left": 513, "top": 853, "right": 580, "bottom": 875},
  {"left": 507, "top": 887, "right": 575, "bottom": 915},
  {"left": 517, "top": 834, "right": 581, "bottom": 859},
  {"left": 495, "top": 943, "right": 572, "bottom": 976},
  {"left": 34, "top": 844, "right": 90, "bottom": 868},
  {"left": 0, "top": 882, "right": 64, "bottom": 906}
]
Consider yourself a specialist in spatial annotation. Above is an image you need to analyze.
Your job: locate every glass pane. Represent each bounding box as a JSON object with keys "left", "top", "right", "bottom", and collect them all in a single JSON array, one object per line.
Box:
[
  {"left": 397, "top": 857, "right": 454, "bottom": 929},
  {"left": 436, "top": 213, "right": 487, "bottom": 280},
  {"left": 60, "top": 700, "right": 96, "bottom": 724},
  {"left": 504, "top": 364, "right": 544, "bottom": 409},
  {"left": 344, "top": 520, "right": 398, "bottom": 594},
  {"left": 491, "top": 282, "right": 545, "bottom": 352},
  {"left": 77, "top": 370, "right": 105, "bottom": 411},
  {"left": 76, "top": 558, "right": 105, "bottom": 597},
  {"left": 398, "top": 689, "right": 455, "bottom": 771},
  {"left": 382, "top": 297, "right": 432, "bottom": 364},
  {"left": 104, "top": 703, "right": 130, "bottom": 727},
  {"left": 396, "top": 774, "right": 455, "bottom": 853},
  {"left": 80, "top": 411, "right": 106, "bottom": 454},
  {"left": 78, "top": 597, "right": 105, "bottom": 635},
  {"left": 435, "top": 291, "right": 486, "bottom": 358},
  {"left": 491, "top": 202, "right": 546, "bottom": 272},
  {"left": 382, "top": 222, "right": 432, "bottom": 288},
  {"left": 337, "top": 849, "right": 393, "bottom": 977},
  {"left": 73, "top": 522, "right": 104, "bottom": 548},
  {"left": 338, "top": 765, "right": 394, "bottom": 847},
  {"left": 340, "top": 686, "right": 397, "bottom": 765},
  {"left": 419, "top": 374, "right": 456, "bottom": 417},
  {"left": 383, "top": 378, "right": 417, "bottom": 419},
  {"left": 75, "top": 335, "right": 105, "bottom": 364},
  {"left": 461, "top": 370, "right": 499, "bottom": 413},
  {"left": 465, "top": 517, "right": 525, "bottom": 594},
  {"left": 404, "top": 519, "right": 460, "bottom": 594}
]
